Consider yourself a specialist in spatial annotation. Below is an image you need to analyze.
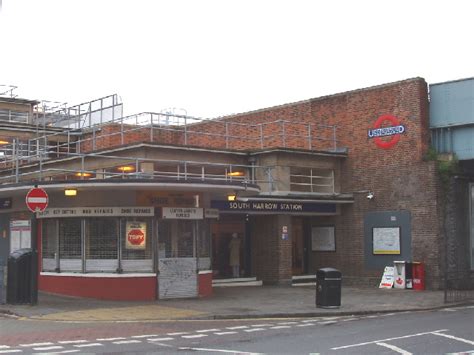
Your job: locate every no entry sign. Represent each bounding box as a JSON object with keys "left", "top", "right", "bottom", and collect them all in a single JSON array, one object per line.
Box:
[{"left": 25, "top": 187, "right": 49, "bottom": 213}]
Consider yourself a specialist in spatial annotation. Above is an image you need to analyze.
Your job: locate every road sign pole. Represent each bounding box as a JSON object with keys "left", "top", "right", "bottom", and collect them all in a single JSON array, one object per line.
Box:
[
  {"left": 28, "top": 185, "right": 41, "bottom": 306},
  {"left": 30, "top": 211, "right": 38, "bottom": 305}
]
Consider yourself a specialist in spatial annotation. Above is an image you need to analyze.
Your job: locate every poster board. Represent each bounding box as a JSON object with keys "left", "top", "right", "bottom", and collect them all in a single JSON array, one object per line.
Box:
[
  {"left": 10, "top": 220, "right": 31, "bottom": 253},
  {"left": 373, "top": 227, "right": 400, "bottom": 255},
  {"left": 311, "top": 226, "right": 335, "bottom": 251},
  {"left": 379, "top": 266, "right": 395, "bottom": 288},
  {"left": 125, "top": 221, "right": 147, "bottom": 250}
]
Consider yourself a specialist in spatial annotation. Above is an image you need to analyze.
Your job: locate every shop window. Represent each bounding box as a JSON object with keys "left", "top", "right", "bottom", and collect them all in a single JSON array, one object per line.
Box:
[
  {"left": 158, "top": 220, "right": 196, "bottom": 258},
  {"left": 86, "top": 218, "right": 118, "bottom": 259},
  {"left": 59, "top": 219, "right": 82, "bottom": 272},
  {"left": 41, "top": 219, "right": 58, "bottom": 271},
  {"left": 290, "top": 167, "right": 334, "bottom": 193},
  {"left": 120, "top": 219, "right": 153, "bottom": 272},
  {"left": 59, "top": 219, "right": 82, "bottom": 259}
]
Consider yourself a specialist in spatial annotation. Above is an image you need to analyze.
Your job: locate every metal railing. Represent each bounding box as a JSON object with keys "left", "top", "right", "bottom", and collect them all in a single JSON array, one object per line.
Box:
[
  {"left": 0, "top": 151, "right": 277, "bottom": 193},
  {"left": 23, "top": 112, "right": 341, "bottom": 156}
]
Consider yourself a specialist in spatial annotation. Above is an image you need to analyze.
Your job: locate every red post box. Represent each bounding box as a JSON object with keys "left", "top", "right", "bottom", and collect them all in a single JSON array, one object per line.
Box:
[{"left": 412, "top": 262, "right": 425, "bottom": 291}]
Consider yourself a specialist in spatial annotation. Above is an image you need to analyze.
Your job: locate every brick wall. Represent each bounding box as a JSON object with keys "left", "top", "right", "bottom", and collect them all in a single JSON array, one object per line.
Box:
[
  {"left": 250, "top": 215, "right": 292, "bottom": 285},
  {"left": 74, "top": 77, "right": 444, "bottom": 288},
  {"left": 227, "top": 78, "right": 442, "bottom": 288}
]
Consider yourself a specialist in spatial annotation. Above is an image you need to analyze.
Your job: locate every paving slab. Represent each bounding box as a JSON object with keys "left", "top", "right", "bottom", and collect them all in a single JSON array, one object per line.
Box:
[{"left": 0, "top": 285, "right": 467, "bottom": 322}]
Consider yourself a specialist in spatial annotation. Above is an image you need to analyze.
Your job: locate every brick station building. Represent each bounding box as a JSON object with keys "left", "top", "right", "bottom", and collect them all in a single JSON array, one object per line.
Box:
[{"left": 0, "top": 77, "right": 471, "bottom": 301}]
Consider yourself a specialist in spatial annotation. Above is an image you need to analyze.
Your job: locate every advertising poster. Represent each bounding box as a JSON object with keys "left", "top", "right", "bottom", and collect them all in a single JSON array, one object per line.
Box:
[
  {"left": 373, "top": 227, "right": 400, "bottom": 255},
  {"left": 379, "top": 266, "right": 395, "bottom": 288},
  {"left": 126, "top": 221, "right": 147, "bottom": 250},
  {"left": 10, "top": 220, "right": 31, "bottom": 253}
]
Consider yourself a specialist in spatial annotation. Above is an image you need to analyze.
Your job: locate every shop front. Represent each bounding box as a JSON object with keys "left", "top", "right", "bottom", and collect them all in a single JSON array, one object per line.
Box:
[{"left": 38, "top": 205, "right": 215, "bottom": 300}]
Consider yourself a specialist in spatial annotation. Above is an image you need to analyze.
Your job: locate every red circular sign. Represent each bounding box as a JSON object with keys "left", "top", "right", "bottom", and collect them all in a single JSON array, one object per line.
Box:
[
  {"left": 127, "top": 229, "right": 145, "bottom": 245},
  {"left": 25, "top": 187, "right": 49, "bottom": 213},
  {"left": 371, "top": 115, "right": 404, "bottom": 149}
]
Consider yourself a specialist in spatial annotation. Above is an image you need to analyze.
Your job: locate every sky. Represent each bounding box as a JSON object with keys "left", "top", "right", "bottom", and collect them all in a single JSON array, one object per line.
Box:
[{"left": 0, "top": 0, "right": 473, "bottom": 119}]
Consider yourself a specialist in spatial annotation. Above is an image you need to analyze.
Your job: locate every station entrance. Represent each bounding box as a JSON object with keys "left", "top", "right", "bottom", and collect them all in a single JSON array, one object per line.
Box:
[{"left": 210, "top": 215, "right": 249, "bottom": 279}]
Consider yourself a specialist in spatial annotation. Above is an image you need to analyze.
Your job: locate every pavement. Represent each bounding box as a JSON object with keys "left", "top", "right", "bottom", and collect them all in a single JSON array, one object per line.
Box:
[{"left": 1, "top": 285, "right": 472, "bottom": 322}]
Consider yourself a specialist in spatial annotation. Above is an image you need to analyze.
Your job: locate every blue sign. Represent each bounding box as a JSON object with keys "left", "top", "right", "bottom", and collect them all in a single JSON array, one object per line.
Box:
[
  {"left": 210, "top": 200, "right": 336, "bottom": 214},
  {"left": 0, "top": 198, "right": 12, "bottom": 209}
]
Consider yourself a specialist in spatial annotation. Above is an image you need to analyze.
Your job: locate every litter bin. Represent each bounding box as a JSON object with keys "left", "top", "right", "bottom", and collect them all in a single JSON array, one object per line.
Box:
[
  {"left": 412, "top": 262, "right": 425, "bottom": 291},
  {"left": 316, "top": 267, "right": 342, "bottom": 308},
  {"left": 7, "top": 249, "right": 32, "bottom": 304}
]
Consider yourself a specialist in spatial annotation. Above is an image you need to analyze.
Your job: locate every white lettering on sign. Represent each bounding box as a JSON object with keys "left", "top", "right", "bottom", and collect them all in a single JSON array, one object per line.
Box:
[
  {"left": 204, "top": 208, "right": 219, "bottom": 219},
  {"left": 162, "top": 207, "right": 203, "bottom": 219},
  {"left": 37, "top": 206, "right": 154, "bottom": 218}
]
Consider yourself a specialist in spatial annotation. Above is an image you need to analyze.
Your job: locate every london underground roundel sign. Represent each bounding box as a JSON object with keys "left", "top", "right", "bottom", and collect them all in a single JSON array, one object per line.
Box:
[
  {"left": 25, "top": 187, "right": 49, "bottom": 213},
  {"left": 368, "top": 115, "right": 406, "bottom": 149}
]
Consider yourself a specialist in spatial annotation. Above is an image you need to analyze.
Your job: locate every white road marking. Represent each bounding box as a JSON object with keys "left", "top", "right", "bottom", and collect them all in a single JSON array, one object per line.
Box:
[
  {"left": 431, "top": 332, "right": 474, "bottom": 345},
  {"left": 112, "top": 340, "right": 142, "bottom": 344},
  {"left": 148, "top": 337, "right": 174, "bottom": 342},
  {"left": 302, "top": 319, "right": 318, "bottom": 323},
  {"left": 33, "top": 346, "right": 64, "bottom": 351},
  {"left": 244, "top": 328, "right": 265, "bottom": 332},
  {"left": 277, "top": 321, "right": 298, "bottom": 325},
  {"left": 47, "top": 350, "right": 81, "bottom": 354},
  {"left": 376, "top": 342, "right": 413, "bottom": 355},
  {"left": 441, "top": 308, "right": 457, "bottom": 312},
  {"left": 58, "top": 340, "right": 88, "bottom": 344},
  {"left": 196, "top": 328, "right": 221, "bottom": 333},
  {"left": 20, "top": 342, "right": 53, "bottom": 347},
  {"left": 215, "top": 331, "right": 238, "bottom": 335},
  {"left": 297, "top": 323, "right": 315, "bottom": 327},
  {"left": 73, "top": 343, "right": 104, "bottom": 348},
  {"left": 182, "top": 334, "right": 208, "bottom": 339},
  {"left": 179, "top": 347, "right": 262, "bottom": 354},
  {"left": 226, "top": 326, "right": 248, "bottom": 330},
  {"left": 318, "top": 321, "right": 338, "bottom": 325},
  {"left": 331, "top": 329, "right": 449, "bottom": 350},
  {"left": 0, "top": 350, "right": 21, "bottom": 354},
  {"left": 381, "top": 313, "right": 397, "bottom": 316},
  {"left": 343, "top": 318, "right": 358, "bottom": 322},
  {"left": 96, "top": 337, "right": 126, "bottom": 341},
  {"left": 365, "top": 315, "right": 379, "bottom": 318},
  {"left": 270, "top": 325, "right": 291, "bottom": 329},
  {"left": 167, "top": 332, "right": 189, "bottom": 335},
  {"left": 131, "top": 334, "right": 159, "bottom": 338}
]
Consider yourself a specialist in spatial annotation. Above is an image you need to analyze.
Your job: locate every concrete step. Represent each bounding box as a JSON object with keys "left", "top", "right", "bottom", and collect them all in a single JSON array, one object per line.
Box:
[{"left": 213, "top": 277, "right": 262, "bottom": 287}]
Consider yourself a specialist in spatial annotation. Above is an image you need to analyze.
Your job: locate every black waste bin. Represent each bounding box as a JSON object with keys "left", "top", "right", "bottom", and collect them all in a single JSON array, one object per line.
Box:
[
  {"left": 7, "top": 249, "right": 33, "bottom": 304},
  {"left": 316, "top": 267, "right": 342, "bottom": 308}
]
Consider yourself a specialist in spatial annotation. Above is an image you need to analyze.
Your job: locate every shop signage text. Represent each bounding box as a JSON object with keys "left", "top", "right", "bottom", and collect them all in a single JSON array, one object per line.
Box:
[
  {"left": 368, "top": 114, "right": 406, "bottom": 149},
  {"left": 204, "top": 208, "right": 220, "bottom": 219},
  {"left": 211, "top": 200, "right": 337, "bottom": 214},
  {"left": 37, "top": 206, "right": 154, "bottom": 218},
  {"left": 162, "top": 207, "right": 204, "bottom": 219}
]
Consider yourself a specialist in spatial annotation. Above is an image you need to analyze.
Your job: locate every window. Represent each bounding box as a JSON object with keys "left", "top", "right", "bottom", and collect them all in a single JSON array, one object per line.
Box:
[
  {"left": 158, "top": 220, "right": 196, "bottom": 258},
  {"left": 86, "top": 218, "right": 118, "bottom": 259},
  {"left": 60, "top": 219, "right": 82, "bottom": 259},
  {"left": 290, "top": 167, "right": 334, "bottom": 193}
]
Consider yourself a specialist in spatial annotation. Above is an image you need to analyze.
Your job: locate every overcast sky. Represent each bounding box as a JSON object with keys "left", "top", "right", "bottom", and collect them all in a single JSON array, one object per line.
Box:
[{"left": 1, "top": 0, "right": 473, "bottom": 118}]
